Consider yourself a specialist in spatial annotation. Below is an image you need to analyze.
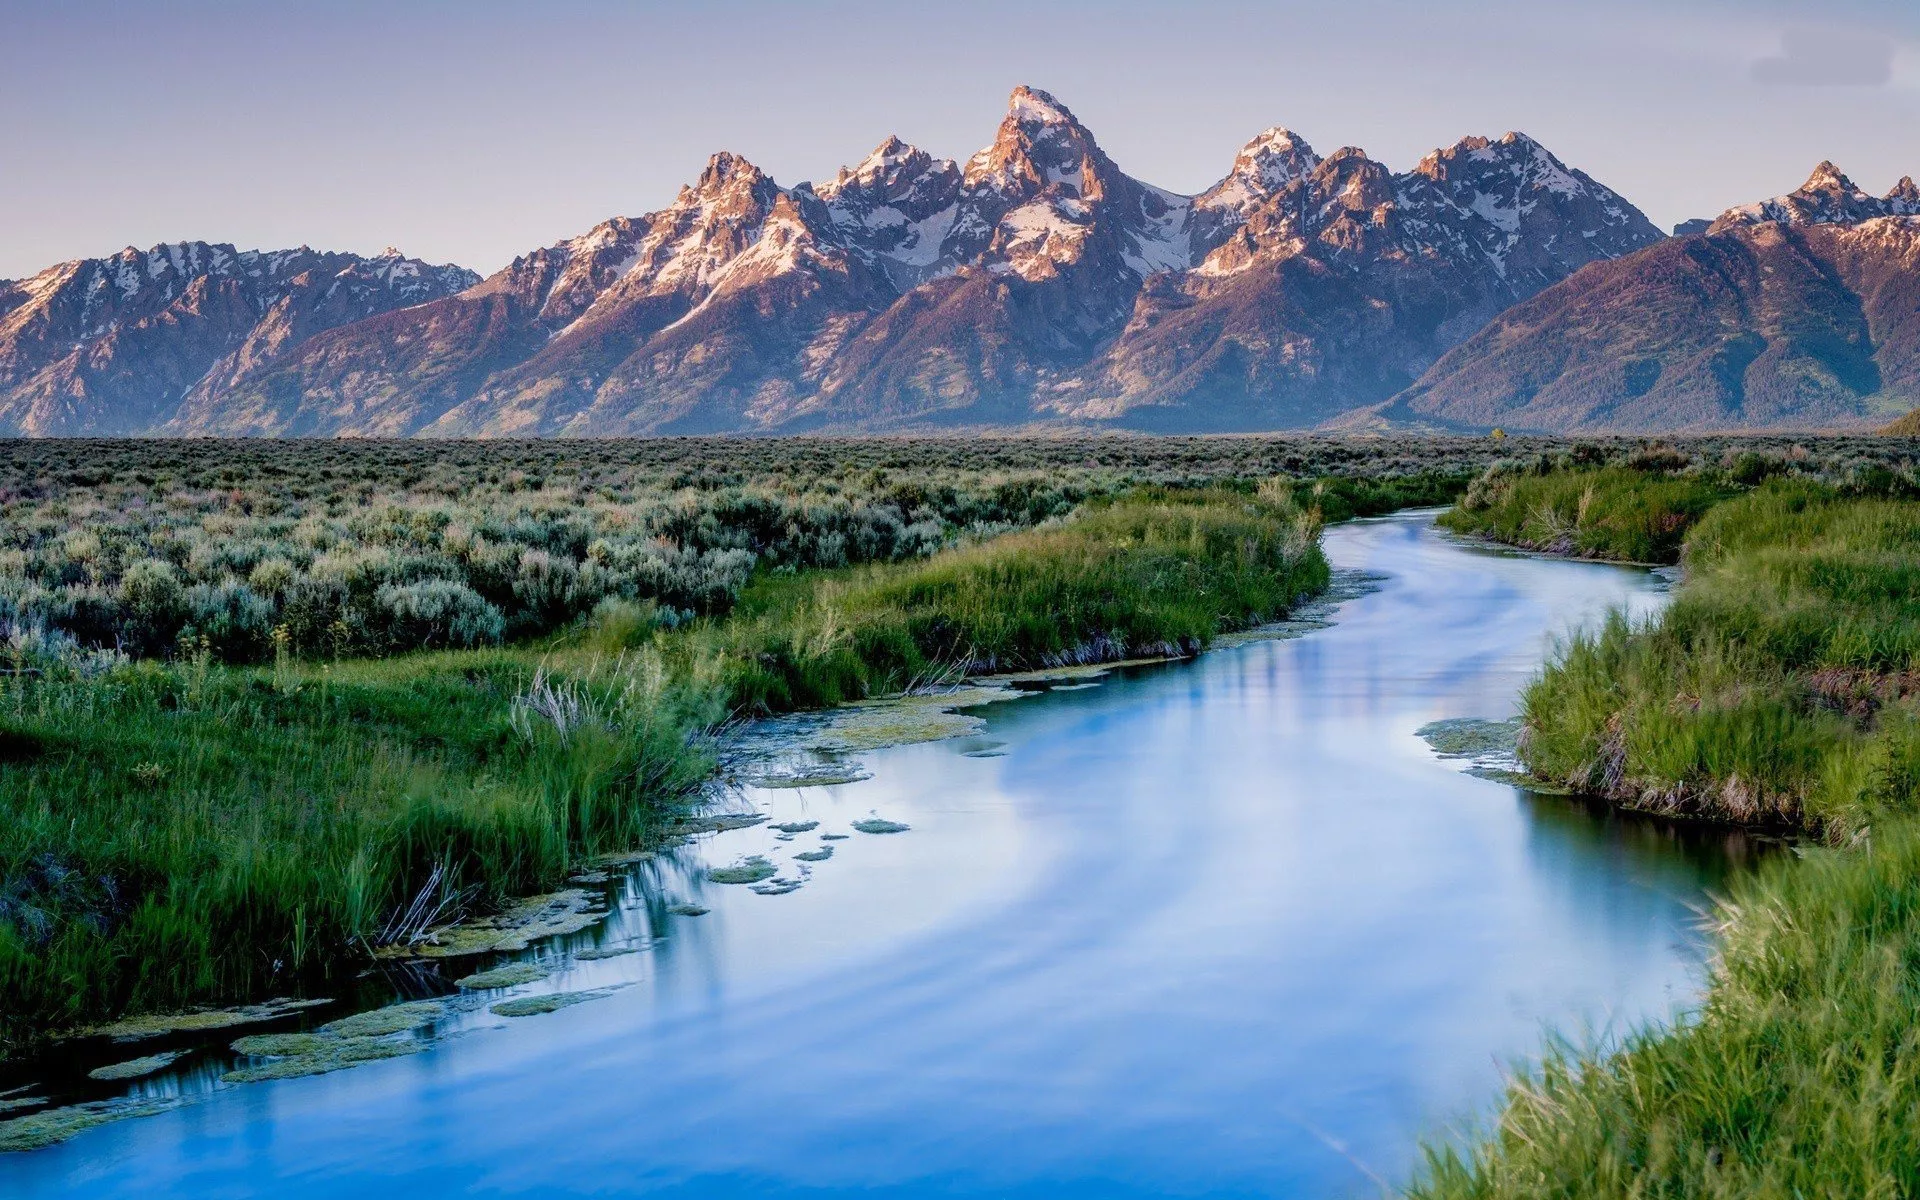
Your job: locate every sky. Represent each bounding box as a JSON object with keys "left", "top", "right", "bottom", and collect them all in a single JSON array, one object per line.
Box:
[{"left": 3, "top": 0, "right": 1918, "bottom": 280}]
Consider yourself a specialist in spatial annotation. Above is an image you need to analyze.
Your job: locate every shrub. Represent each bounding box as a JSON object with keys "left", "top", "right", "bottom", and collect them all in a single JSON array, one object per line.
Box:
[{"left": 375, "top": 581, "right": 505, "bottom": 650}]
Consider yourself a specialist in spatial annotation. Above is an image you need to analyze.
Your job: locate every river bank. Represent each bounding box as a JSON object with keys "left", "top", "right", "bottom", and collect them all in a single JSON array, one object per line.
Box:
[{"left": 1414, "top": 464, "right": 1920, "bottom": 1197}]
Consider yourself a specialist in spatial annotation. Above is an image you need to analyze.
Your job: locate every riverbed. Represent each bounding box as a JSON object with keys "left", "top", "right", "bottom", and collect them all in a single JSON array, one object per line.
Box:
[{"left": 1, "top": 511, "right": 1764, "bottom": 1197}]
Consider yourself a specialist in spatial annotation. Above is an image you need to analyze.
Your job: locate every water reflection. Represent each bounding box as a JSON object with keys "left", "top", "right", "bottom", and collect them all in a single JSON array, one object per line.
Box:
[{"left": 2, "top": 513, "right": 1767, "bottom": 1199}]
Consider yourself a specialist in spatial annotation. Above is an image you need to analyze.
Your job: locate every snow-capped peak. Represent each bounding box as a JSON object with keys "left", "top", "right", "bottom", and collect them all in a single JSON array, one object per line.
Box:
[
  {"left": 1710, "top": 161, "right": 1914, "bottom": 232},
  {"left": 1007, "top": 85, "right": 1075, "bottom": 128},
  {"left": 1197, "top": 126, "right": 1323, "bottom": 216}
]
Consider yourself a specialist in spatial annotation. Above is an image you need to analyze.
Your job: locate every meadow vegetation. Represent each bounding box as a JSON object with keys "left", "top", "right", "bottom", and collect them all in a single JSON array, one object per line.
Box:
[
  {"left": 0, "top": 435, "right": 1899, "bottom": 665},
  {"left": 1417, "top": 458, "right": 1920, "bottom": 1197}
]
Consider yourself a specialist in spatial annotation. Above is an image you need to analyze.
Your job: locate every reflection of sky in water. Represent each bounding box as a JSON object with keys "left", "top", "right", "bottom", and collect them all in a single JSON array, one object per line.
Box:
[{"left": 9, "top": 513, "right": 1758, "bottom": 1199}]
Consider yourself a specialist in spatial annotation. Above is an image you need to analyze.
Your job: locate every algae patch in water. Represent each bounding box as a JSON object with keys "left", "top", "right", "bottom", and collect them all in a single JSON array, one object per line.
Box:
[
  {"left": 853, "top": 817, "right": 910, "bottom": 834},
  {"left": 405, "top": 889, "right": 608, "bottom": 959},
  {"left": 1418, "top": 717, "right": 1522, "bottom": 758},
  {"left": 794, "top": 846, "right": 834, "bottom": 862},
  {"left": 0, "top": 1088, "right": 47, "bottom": 1115},
  {"left": 489, "top": 986, "right": 626, "bottom": 1018},
  {"left": 457, "top": 962, "right": 551, "bottom": 989},
  {"left": 820, "top": 833, "right": 849, "bottom": 841},
  {"left": 771, "top": 820, "right": 820, "bottom": 834},
  {"left": 87, "top": 996, "right": 332, "bottom": 1042},
  {"left": 666, "top": 903, "right": 710, "bottom": 916},
  {"left": 574, "top": 945, "right": 639, "bottom": 960},
  {"left": 222, "top": 1037, "right": 424, "bottom": 1084},
  {"left": 230, "top": 1032, "right": 332, "bottom": 1058},
  {"left": 86, "top": 1050, "right": 188, "bottom": 1082},
  {"left": 708, "top": 856, "right": 777, "bottom": 885},
  {"left": 1413, "top": 717, "right": 1565, "bottom": 787},
  {"left": 318, "top": 999, "right": 447, "bottom": 1039},
  {"left": 755, "top": 765, "right": 870, "bottom": 788},
  {"left": 674, "top": 812, "right": 770, "bottom": 834},
  {"left": 0, "top": 1097, "right": 182, "bottom": 1153},
  {"left": 750, "top": 878, "right": 804, "bottom": 895}
]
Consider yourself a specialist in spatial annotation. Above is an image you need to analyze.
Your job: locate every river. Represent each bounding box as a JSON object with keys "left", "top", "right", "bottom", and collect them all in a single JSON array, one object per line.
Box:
[{"left": 3, "top": 512, "right": 1764, "bottom": 1198}]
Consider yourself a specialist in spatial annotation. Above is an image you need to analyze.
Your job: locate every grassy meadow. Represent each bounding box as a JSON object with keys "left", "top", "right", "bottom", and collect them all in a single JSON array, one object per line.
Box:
[{"left": 1416, "top": 459, "right": 1920, "bottom": 1197}]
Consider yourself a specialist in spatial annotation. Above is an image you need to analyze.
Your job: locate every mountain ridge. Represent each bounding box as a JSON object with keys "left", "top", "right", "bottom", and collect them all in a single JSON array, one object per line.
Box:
[
  {"left": 32, "top": 87, "right": 1906, "bottom": 437},
  {"left": 1379, "top": 162, "right": 1920, "bottom": 433}
]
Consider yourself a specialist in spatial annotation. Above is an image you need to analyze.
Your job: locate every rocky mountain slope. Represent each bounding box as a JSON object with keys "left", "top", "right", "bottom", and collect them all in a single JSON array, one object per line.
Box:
[
  {"left": 1381, "top": 164, "right": 1920, "bottom": 432},
  {"left": 0, "top": 244, "right": 478, "bottom": 435},
  {"left": 123, "top": 87, "right": 1661, "bottom": 436}
]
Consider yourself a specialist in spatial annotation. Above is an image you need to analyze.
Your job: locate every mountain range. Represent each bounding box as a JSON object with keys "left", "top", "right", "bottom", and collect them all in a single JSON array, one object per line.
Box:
[{"left": 3, "top": 86, "right": 1915, "bottom": 436}]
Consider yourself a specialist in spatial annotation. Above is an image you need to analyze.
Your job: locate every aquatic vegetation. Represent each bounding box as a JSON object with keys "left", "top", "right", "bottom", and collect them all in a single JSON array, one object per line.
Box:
[
  {"left": 0, "top": 1087, "right": 46, "bottom": 1114},
  {"left": 456, "top": 963, "right": 550, "bottom": 989},
  {"left": 221, "top": 1036, "right": 423, "bottom": 1084},
  {"left": 672, "top": 812, "right": 770, "bottom": 834},
  {"left": 749, "top": 878, "right": 804, "bottom": 896},
  {"left": 489, "top": 987, "right": 624, "bottom": 1018},
  {"left": 407, "top": 890, "right": 609, "bottom": 959},
  {"left": 84, "top": 1050, "right": 187, "bottom": 1082},
  {"left": 87, "top": 998, "right": 333, "bottom": 1043},
  {"left": 707, "top": 857, "right": 778, "bottom": 885},
  {"left": 852, "top": 818, "right": 910, "bottom": 834},
  {"left": 793, "top": 847, "right": 834, "bottom": 862},
  {"left": 1417, "top": 718, "right": 1521, "bottom": 759},
  {"left": 0, "top": 1097, "right": 181, "bottom": 1153},
  {"left": 229, "top": 1033, "right": 331, "bottom": 1058},
  {"left": 572, "top": 946, "right": 637, "bottom": 961},
  {"left": 317, "top": 1000, "right": 447, "bottom": 1039},
  {"left": 770, "top": 820, "right": 820, "bottom": 834}
]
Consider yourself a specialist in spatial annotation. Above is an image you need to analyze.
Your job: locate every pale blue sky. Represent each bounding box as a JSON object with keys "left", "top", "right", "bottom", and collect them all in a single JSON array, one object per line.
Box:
[{"left": 4, "top": 0, "right": 1917, "bottom": 279}]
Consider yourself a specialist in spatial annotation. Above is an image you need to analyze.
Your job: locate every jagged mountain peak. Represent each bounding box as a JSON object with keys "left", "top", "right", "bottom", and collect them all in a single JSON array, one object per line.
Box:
[
  {"left": 1709, "top": 160, "right": 1920, "bottom": 231},
  {"left": 964, "top": 85, "right": 1113, "bottom": 197},
  {"left": 679, "top": 151, "right": 776, "bottom": 204},
  {"left": 1803, "top": 159, "right": 1851, "bottom": 190},
  {"left": 1006, "top": 85, "right": 1077, "bottom": 128},
  {"left": 819, "top": 136, "right": 956, "bottom": 199},
  {"left": 1197, "top": 126, "right": 1323, "bottom": 217}
]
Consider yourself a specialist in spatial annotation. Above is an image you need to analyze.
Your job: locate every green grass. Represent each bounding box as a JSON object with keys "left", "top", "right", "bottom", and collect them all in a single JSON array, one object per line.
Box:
[
  {"left": 1416, "top": 475, "right": 1920, "bottom": 1197},
  {"left": 1517, "top": 481, "right": 1920, "bottom": 838},
  {"left": 0, "top": 648, "right": 715, "bottom": 1056},
  {"left": 1440, "top": 465, "right": 1733, "bottom": 563},
  {"left": 621, "top": 488, "right": 1328, "bottom": 716}
]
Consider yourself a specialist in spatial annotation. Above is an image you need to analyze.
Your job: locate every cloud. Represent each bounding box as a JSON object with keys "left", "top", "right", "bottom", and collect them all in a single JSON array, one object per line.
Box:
[{"left": 1751, "top": 27, "right": 1894, "bottom": 86}]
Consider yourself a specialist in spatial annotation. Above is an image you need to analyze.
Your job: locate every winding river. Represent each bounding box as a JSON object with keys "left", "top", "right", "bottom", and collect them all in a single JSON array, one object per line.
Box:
[{"left": 3, "top": 512, "right": 1765, "bottom": 1198}]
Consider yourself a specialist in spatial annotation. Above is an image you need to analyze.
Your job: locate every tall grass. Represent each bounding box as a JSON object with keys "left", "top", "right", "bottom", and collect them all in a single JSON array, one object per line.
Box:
[
  {"left": 0, "top": 648, "right": 719, "bottom": 1055},
  {"left": 1519, "top": 481, "right": 1920, "bottom": 837},
  {"left": 633, "top": 490, "right": 1328, "bottom": 715},
  {"left": 1440, "top": 465, "right": 1732, "bottom": 563},
  {"left": 1416, "top": 474, "right": 1920, "bottom": 1197}
]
